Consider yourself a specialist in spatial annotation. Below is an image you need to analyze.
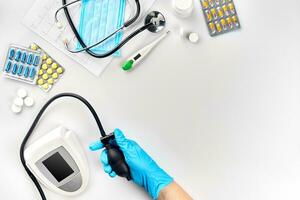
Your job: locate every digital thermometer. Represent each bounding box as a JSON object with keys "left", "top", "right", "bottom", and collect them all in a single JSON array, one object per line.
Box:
[
  {"left": 122, "top": 31, "right": 170, "bottom": 71},
  {"left": 24, "top": 126, "right": 89, "bottom": 196}
]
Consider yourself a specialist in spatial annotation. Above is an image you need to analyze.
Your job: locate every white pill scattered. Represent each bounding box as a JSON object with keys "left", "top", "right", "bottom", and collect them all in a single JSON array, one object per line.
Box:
[
  {"left": 188, "top": 32, "right": 199, "bottom": 43},
  {"left": 11, "top": 104, "right": 22, "bottom": 114},
  {"left": 17, "top": 88, "right": 28, "bottom": 98},
  {"left": 14, "top": 97, "right": 24, "bottom": 107},
  {"left": 24, "top": 96, "right": 35, "bottom": 107}
]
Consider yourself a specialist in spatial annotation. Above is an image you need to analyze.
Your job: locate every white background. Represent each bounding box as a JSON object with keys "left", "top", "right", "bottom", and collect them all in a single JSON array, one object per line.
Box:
[{"left": 0, "top": 0, "right": 300, "bottom": 200}]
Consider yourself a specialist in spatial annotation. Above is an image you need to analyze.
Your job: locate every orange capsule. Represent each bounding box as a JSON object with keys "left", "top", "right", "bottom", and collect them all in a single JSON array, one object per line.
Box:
[
  {"left": 215, "top": 22, "right": 222, "bottom": 32},
  {"left": 222, "top": 5, "right": 229, "bottom": 15},
  {"left": 217, "top": 7, "right": 224, "bottom": 18},
  {"left": 211, "top": 8, "right": 218, "bottom": 19},
  {"left": 231, "top": 15, "right": 239, "bottom": 26},
  {"left": 209, "top": 22, "right": 216, "bottom": 33},
  {"left": 220, "top": 19, "right": 227, "bottom": 30},
  {"left": 202, "top": 0, "right": 209, "bottom": 9},
  {"left": 226, "top": 17, "right": 233, "bottom": 28},
  {"left": 228, "top": 3, "right": 235, "bottom": 14},
  {"left": 205, "top": 10, "right": 213, "bottom": 21}
]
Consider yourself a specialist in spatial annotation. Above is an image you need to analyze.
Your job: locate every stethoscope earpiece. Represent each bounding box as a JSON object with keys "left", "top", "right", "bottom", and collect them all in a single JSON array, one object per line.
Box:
[{"left": 55, "top": 22, "right": 63, "bottom": 29}]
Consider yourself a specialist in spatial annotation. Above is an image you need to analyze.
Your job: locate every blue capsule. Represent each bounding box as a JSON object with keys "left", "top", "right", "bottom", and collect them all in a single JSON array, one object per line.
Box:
[
  {"left": 17, "top": 65, "right": 24, "bottom": 76},
  {"left": 21, "top": 52, "right": 27, "bottom": 63},
  {"left": 33, "top": 55, "right": 40, "bottom": 66},
  {"left": 5, "top": 61, "right": 12, "bottom": 72},
  {"left": 12, "top": 63, "right": 18, "bottom": 74},
  {"left": 27, "top": 54, "right": 33, "bottom": 65},
  {"left": 29, "top": 68, "right": 36, "bottom": 79},
  {"left": 8, "top": 48, "right": 15, "bottom": 60},
  {"left": 24, "top": 66, "right": 30, "bottom": 78},
  {"left": 15, "top": 50, "right": 22, "bottom": 61}
]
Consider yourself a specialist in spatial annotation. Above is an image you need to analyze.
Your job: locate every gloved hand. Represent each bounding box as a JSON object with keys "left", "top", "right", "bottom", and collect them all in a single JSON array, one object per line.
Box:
[{"left": 89, "top": 129, "right": 173, "bottom": 200}]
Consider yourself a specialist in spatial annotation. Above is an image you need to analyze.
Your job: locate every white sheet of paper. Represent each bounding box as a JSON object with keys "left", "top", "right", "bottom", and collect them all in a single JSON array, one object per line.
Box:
[{"left": 22, "top": 0, "right": 156, "bottom": 77}]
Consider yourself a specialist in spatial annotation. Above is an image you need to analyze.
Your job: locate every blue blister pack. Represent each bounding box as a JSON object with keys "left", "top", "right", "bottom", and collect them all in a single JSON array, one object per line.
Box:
[{"left": 2, "top": 44, "right": 42, "bottom": 84}]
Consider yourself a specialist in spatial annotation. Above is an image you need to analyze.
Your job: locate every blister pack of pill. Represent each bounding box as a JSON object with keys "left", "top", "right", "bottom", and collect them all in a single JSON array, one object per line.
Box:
[
  {"left": 200, "top": 0, "right": 241, "bottom": 36},
  {"left": 2, "top": 44, "right": 42, "bottom": 84},
  {"left": 30, "top": 43, "right": 65, "bottom": 92}
]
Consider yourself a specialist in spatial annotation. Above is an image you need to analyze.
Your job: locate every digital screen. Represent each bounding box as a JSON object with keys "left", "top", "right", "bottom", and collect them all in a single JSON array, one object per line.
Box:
[
  {"left": 134, "top": 54, "right": 141, "bottom": 60},
  {"left": 42, "top": 152, "right": 74, "bottom": 182}
]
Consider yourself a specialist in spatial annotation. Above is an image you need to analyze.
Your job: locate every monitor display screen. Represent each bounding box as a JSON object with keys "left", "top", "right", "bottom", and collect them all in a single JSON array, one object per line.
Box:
[{"left": 42, "top": 152, "right": 74, "bottom": 182}]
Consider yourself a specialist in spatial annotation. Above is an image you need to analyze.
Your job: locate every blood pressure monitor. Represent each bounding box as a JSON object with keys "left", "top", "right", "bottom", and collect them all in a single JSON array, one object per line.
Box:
[
  {"left": 24, "top": 126, "right": 89, "bottom": 196},
  {"left": 20, "top": 93, "right": 131, "bottom": 199}
]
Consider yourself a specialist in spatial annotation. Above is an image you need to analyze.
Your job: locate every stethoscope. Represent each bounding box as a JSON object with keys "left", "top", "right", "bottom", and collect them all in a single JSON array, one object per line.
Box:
[{"left": 55, "top": 0, "right": 166, "bottom": 58}]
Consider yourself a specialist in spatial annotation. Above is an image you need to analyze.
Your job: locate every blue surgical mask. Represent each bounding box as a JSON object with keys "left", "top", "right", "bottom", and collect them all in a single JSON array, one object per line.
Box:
[{"left": 77, "top": 0, "right": 126, "bottom": 57}]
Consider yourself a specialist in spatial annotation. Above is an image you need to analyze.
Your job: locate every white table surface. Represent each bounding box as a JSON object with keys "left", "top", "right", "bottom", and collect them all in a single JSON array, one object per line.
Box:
[{"left": 1, "top": 0, "right": 300, "bottom": 199}]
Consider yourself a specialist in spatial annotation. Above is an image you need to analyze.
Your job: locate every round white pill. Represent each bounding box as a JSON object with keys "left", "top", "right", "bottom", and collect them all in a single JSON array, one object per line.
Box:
[
  {"left": 17, "top": 88, "right": 28, "bottom": 98},
  {"left": 188, "top": 32, "right": 199, "bottom": 43},
  {"left": 14, "top": 97, "right": 24, "bottom": 107},
  {"left": 11, "top": 104, "right": 22, "bottom": 114},
  {"left": 24, "top": 96, "right": 35, "bottom": 107}
]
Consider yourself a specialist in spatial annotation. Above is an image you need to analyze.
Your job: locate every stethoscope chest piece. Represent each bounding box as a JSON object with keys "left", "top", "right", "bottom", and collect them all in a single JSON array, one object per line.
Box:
[{"left": 145, "top": 11, "right": 166, "bottom": 33}]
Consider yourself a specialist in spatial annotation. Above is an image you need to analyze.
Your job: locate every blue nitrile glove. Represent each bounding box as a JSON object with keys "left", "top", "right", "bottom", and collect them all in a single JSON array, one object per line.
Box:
[{"left": 89, "top": 129, "right": 173, "bottom": 199}]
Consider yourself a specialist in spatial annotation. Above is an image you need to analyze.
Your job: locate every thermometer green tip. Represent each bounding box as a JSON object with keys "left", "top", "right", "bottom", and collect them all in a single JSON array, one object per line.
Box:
[{"left": 122, "top": 60, "right": 134, "bottom": 71}]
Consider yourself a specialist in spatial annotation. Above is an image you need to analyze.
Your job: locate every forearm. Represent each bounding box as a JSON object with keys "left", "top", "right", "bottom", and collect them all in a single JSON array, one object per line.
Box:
[{"left": 158, "top": 181, "right": 193, "bottom": 200}]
